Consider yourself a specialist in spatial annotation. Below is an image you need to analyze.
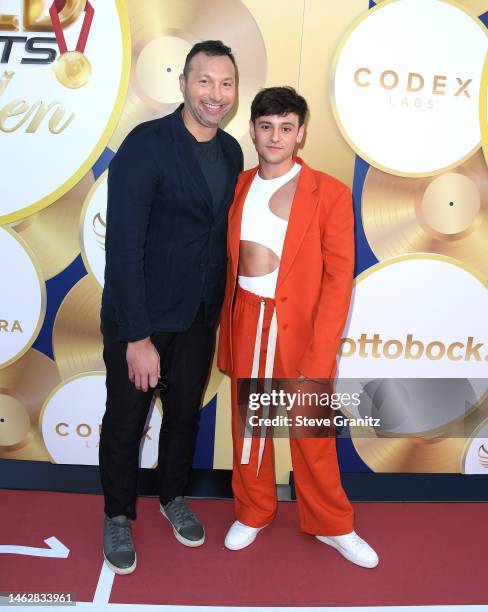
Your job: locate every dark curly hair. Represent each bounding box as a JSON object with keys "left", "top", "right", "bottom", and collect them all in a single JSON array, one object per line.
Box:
[{"left": 251, "top": 87, "right": 308, "bottom": 126}]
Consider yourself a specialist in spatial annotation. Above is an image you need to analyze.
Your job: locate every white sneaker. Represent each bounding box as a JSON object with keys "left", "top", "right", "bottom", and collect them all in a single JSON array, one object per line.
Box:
[
  {"left": 224, "top": 520, "right": 266, "bottom": 550},
  {"left": 316, "top": 530, "right": 379, "bottom": 568}
]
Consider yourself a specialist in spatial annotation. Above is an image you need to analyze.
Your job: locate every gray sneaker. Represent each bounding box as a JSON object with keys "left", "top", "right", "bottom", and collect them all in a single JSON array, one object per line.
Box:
[
  {"left": 103, "top": 515, "right": 137, "bottom": 575},
  {"left": 160, "top": 497, "right": 205, "bottom": 547}
]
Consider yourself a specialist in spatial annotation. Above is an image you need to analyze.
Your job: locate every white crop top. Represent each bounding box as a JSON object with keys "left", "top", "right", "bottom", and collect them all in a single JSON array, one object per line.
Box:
[{"left": 238, "top": 163, "right": 301, "bottom": 298}]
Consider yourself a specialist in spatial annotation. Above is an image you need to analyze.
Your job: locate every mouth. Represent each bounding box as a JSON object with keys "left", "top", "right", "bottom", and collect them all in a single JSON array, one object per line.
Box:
[{"left": 201, "top": 102, "right": 226, "bottom": 114}]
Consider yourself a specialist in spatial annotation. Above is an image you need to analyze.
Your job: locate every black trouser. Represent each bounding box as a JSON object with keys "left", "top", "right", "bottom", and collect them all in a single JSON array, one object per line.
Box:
[{"left": 99, "top": 305, "right": 215, "bottom": 519}]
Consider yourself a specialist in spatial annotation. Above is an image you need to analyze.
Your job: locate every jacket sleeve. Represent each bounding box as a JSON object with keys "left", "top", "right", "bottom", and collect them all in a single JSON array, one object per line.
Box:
[
  {"left": 298, "top": 185, "right": 354, "bottom": 379},
  {"left": 104, "top": 134, "right": 159, "bottom": 342}
]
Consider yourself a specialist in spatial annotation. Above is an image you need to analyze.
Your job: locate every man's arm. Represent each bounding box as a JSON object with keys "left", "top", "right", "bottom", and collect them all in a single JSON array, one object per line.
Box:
[
  {"left": 105, "top": 133, "right": 160, "bottom": 392},
  {"left": 298, "top": 185, "right": 354, "bottom": 379},
  {"left": 105, "top": 133, "right": 158, "bottom": 342}
]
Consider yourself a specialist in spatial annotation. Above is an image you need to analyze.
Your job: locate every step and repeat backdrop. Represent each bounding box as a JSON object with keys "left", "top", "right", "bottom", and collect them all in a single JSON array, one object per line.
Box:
[{"left": 0, "top": 0, "right": 487, "bottom": 484}]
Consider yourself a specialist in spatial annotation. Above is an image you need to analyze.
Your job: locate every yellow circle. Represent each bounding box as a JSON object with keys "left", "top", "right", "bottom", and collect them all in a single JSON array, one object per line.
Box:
[
  {"left": 481, "top": 51, "right": 488, "bottom": 166},
  {"left": 0, "top": 394, "right": 30, "bottom": 447},
  {"left": 421, "top": 172, "right": 480, "bottom": 236},
  {"left": 53, "top": 51, "right": 92, "bottom": 89},
  {"left": 135, "top": 36, "right": 190, "bottom": 104}
]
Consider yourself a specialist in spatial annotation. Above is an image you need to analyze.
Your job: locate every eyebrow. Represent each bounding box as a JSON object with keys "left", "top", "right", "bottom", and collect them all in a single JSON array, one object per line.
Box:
[
  {"left": 257, "top": 120, "right": 296, "bottom": 127},
  {"left": 197, "top": 73, "right": 234, "bottom": 80}
]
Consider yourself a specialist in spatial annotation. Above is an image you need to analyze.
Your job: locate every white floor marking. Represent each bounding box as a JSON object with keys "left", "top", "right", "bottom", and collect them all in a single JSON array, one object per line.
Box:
[
  {"left": 93, "top": 561, "right": 116, "bottom": 605},
  {"left": 0, "top": 536, "right": 69, "bottom": 558}
]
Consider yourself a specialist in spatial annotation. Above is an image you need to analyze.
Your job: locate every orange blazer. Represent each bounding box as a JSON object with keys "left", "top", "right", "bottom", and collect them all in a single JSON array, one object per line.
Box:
[{"left": 217, "top": 156, "right": 354, "bottom": 379}]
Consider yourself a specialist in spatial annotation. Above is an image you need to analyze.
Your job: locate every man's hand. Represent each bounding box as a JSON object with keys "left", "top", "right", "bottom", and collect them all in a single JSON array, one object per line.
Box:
[{"left": 126, "top": 337, "right": 160, "bottom": 392}]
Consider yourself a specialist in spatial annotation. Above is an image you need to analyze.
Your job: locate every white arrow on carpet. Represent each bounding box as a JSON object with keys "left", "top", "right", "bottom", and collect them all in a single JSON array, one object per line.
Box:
[{"left": 0, "top": 536, "right": 69, "bottom": 558}]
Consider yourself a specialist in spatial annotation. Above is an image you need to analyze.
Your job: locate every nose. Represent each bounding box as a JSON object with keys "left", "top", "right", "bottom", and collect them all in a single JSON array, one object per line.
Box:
[
  {"left": 208, "top": 82, "right": 223, "bottom": 102},
  {"left": 270, "top": 126, "right": 280, "bottom": 142}
]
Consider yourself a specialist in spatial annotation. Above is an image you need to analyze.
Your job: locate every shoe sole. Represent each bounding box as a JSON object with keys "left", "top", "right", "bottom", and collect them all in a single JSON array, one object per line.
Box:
[
  {"left": 160, "top": 504, "right": 205, "bottom": 547},
  {"left": 224, "top": 525, "right": 267, "bottom": 551},
  {"left": 315, "top": 536, "right": 379, "bottom": 569},
  {"left": 103, "top": 552, "right": 137, "bottom": 575}
]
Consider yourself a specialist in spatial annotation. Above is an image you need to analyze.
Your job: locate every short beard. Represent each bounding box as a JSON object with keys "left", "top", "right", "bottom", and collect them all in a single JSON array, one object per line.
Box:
[{"left": 184, "top": 91, "right": 222, "bottom": 128}]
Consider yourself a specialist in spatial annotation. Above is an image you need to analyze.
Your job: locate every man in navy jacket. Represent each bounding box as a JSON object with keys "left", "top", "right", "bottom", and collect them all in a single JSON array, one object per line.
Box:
[{"left": 99, "top": 40, "right": 243, "bottom": 574}]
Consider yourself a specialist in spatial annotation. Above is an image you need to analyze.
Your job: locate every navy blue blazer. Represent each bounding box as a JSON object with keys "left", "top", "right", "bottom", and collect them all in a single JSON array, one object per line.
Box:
[{"left": 101, "top": 106, "right": 243, "bottom": 342}]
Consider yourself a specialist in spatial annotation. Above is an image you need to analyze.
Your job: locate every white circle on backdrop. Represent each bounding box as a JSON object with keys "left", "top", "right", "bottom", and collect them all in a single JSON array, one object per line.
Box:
[
  {"left": 462, "top": 418, "right": 488, "bottom": 473},
  {"left": 336, "top": 255, "right": 488, "bottom": 432},
  {"left": 331, "top": 0, "right": 488, "bottom": 176},
  {"left": 40, "top": 372, "right": 162, "bottom": 467},
  {"left": 80, "top": 171, "right": 107, "bottom": 288},
  {"left": 0, "top": 227, "right": 45, "bottom": 369},
  {"left": 0, "top": 0, "right": 129, "bottom": 223},
  {"left": 135, "top": 36, "right": 191, "bottom": 105}
]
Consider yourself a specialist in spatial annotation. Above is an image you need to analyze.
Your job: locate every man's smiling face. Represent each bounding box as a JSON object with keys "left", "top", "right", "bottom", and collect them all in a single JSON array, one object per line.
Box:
[{"left": 180, "top": 52, "right": 236, "bottom": 129}]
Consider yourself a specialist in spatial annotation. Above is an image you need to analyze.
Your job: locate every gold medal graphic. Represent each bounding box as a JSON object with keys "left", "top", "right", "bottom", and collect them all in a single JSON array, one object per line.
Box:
[
  {"left": 50, "top": 1, "right": 95, "bottom": 89},
  {"left": 361, "top": 151, "right": 488, "bottom": 278},
  {"left": 53, "top": 50, "right": 92, "bottom": 89}
]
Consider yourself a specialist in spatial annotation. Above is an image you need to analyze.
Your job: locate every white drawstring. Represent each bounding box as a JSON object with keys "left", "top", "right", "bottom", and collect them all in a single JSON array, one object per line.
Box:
[{"left": 240, "top": 300, "right": 278, "bottom": 475}]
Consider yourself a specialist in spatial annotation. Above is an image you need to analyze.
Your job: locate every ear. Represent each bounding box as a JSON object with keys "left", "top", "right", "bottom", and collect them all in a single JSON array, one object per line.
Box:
[
  {"left": 179, "top": 73, "right": 185, "bottom": 95},
  {"left": 249, "top": 119, "right": 256, "bottom": 141},
  {"left": 296, "top": 123, "right": 305, "bottom": 144}
]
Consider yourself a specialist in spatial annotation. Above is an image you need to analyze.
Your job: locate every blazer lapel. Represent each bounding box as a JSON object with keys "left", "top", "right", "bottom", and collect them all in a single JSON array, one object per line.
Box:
[
  {"left": 171, "top": 107, "right": 213, "bottom": 213},
  {"left": 277, "top": 158, "right": 319, "bottom": 288}
]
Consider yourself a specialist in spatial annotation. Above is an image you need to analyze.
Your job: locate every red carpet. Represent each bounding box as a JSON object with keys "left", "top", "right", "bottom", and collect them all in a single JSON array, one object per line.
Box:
[{"left": 0, "top": 489, "right": 486, "bottom": 607}]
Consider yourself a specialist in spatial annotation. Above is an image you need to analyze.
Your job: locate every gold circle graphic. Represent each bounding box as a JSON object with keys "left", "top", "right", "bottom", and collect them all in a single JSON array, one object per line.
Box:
[
  {"left": 0, "top": 349, "right": 60, "bottom": 460},
  {"left": 0, "top": 396, "right": 30, "bottom": 447},
  {"left": 52, "top": 275, "right": 103, "bottom": 381},
  {"left": 344, "top": 253, "right": 488, "bottom": 472},
  {"left": 10, "top": 170, "right": 95, "bottom": 280},
  {"left": 330, "top": 0, "right": 488, "bottom": 178},
  {"left": 0, "top": 227, "right": 47, "bottom": 370},
  {"left": 0, "top": 0, "right": 131, "bottom": 225},
  {"left": 481, "top": 51, "right": 488, "bottom": 167},
  {"left": 351, "top": 392, "right": 488, "bottom": 473},
  {"left": 361, "top": 151, "right": 488, "bottom": 277}
]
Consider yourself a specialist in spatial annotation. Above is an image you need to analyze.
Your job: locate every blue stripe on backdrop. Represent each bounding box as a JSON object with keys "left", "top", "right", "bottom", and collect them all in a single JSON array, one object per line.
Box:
[
  {"left": 92, "top": 147, "right": 115, "bottom": 179},
  {"left": 193, "top": 396, "right": 217, "bottom": 470},
  {"left": 31, "top": 144, "right": 116, "bottom": 359},
  {"left": 352, "top": 155, "right": 378, "bottom": 277},
  {"left": 337, "top": 437, "right": 372, "bottom": 472},
  {"left": 32, "top": 257, "right": 88, "bottom": 360}
]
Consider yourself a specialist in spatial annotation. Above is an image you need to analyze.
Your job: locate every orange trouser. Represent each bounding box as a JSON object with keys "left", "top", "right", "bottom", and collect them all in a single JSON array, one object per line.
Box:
[{"left": 230, "top": 285, "right": 354, "bottom": 536}]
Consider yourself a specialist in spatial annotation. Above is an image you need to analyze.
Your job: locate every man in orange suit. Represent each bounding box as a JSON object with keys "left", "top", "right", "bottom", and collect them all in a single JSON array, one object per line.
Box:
[{"left": 217, "top": 87, "right": 378, "bottom": 568}]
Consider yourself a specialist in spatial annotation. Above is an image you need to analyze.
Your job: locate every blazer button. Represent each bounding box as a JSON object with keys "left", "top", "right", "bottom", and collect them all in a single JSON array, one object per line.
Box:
[
  {"left": 282, "top": 324, "right": 288, "bottom": 330},
  {"left": 281, "top": 296, "right": 288, "bottom": 302}
]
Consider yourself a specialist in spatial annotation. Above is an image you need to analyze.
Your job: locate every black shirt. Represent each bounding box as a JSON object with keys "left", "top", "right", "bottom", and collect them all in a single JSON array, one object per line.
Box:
[{"left": 191, "top": 133, "right": 229, "bottom": 216}]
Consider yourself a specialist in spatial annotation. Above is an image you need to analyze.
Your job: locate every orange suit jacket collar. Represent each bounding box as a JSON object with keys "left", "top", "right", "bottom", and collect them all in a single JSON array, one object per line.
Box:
[{"left": 228, "top": 156, "right": 319, "bottom": 290}]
